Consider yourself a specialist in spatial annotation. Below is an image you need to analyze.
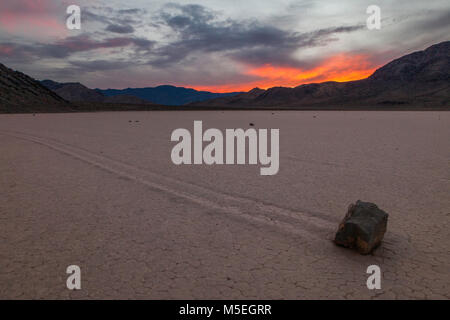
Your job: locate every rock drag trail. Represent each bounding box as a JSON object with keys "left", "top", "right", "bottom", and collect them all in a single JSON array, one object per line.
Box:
[
  {"left": 1, "top": 129, "right": 339, "bottom": 239},
  {"left": 0, "top": 111, "right": 449, "bottom": 299}
]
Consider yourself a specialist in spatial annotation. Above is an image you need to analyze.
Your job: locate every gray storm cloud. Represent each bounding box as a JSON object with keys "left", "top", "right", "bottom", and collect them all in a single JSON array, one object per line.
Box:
[{"left": 0, "top": 0, "right": 448, "bottom": 90}]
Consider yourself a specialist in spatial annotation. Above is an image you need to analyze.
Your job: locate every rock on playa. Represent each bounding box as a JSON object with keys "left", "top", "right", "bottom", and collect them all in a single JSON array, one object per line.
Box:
[{"left": 334, "top": 201, "right": 389, "bottom": 255}]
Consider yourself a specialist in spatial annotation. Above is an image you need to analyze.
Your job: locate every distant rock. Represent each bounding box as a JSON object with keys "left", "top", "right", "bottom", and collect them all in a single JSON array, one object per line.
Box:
[{"left": 334, "top": 201, "right": 389, "bottom": 255}]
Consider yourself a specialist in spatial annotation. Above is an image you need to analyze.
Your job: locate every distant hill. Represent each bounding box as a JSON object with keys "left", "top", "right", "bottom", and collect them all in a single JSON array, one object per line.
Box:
[
  {"left": 2, "top": 41, "right": 448, "bottom": 113},
  {"left": 0, "top": 63, "right": 72, "bottom": 113},
  {"left": 97, "top": 85, "right": 243, "bottom": 106},
  {"left": 195, "top": 41, "right": 450, "bottom": 108},
  {"left": 41, "top": 80, "right": 151, "bottom": 105}
]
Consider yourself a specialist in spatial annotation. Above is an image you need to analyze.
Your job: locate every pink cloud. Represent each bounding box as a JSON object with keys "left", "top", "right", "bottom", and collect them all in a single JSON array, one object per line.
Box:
[
  {"left": 0, "top": 45, "right": 14, "bottom": 56},
  {"left": 0, "top": 0, "right": 69, "bottom": 38}
]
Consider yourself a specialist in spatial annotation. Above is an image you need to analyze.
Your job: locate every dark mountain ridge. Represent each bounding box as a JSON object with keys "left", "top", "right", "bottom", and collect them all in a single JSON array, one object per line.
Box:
[
  {"left": 196, "top": 41, "right": 450, "bottom": 108},
  {"left": 0, "top": 63, "right": 72, "bottom": 113},
  {"left": 98, "top": 85, "right": 244, "bottom": 106},
  {"left": 2, "top": 41, "right": 449, "bottom": 112},
  {"left": 40, "top": 80, "right": 151, "bottom": 105}
]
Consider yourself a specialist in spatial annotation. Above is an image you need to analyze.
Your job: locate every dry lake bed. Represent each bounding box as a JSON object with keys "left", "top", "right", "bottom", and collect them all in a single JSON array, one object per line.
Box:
[{"left": 0, "top": 110, "right": 449, "bottom": 299}]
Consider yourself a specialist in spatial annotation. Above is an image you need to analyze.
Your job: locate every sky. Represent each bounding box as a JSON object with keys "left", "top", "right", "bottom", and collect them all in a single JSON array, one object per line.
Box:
[{"left": 0, "top": 0, "right": 449, "bottom": 92}]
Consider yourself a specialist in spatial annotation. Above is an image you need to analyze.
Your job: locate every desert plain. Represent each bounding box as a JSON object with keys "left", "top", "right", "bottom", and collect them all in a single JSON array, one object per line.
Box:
[{"left": 0, "top": 110, "right": 449, "bottom": 299}]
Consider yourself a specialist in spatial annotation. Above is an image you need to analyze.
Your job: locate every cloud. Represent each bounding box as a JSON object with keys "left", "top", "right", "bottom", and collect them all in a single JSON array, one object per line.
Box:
[
  {"left": 1, "top": 0, "right": 448, "bottom": 92},
  {"left": 0, "top": 0, "right": 67, "bottom": 38},
  {"left": 246, "top": 54, "right": 376, "bottom": 87},
  {"left": 0, "top": 35, "right": 154, "bottom": 61},
  {"left": 149, "top": 3, "right": 364, "bottom": 68},
  {"left": 118, "top": 8, "right": 146, "bottom": 15},
  {"left": 83, "top": 6, "right": 146, "bottom": 31},
  {"left": 0, "top": 44, "right": 14, "bottom": 56},
  {"left": 105, "top": 24, "right": 135, "bottom": 34},
  {"left": 409, "top": 10, "right": 450, "bottom": 33},
  {"left": 69, "top": 59, "right": 130, "bottom": 71}
]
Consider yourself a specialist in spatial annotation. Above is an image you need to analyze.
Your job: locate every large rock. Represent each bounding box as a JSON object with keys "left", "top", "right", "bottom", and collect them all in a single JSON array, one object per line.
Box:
[{"left": 334, "top": 201, "right": 389, "bottom": 254}]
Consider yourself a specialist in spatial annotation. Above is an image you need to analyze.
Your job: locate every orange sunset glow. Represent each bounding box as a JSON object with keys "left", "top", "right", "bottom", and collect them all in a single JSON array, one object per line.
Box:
[{"left": 193, "top": 54, "right": 378, "bottom": 92}]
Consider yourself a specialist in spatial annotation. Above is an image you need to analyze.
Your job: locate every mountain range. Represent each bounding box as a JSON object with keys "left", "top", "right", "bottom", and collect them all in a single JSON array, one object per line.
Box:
[
  {"left": 38, "top": 80, "right": 243, "bottom": 106},
  {"left": 193, "top": 41, "right": 450, "bottom": 108},
  {"left": 40, "top": 80, "right": 152, "bottom": 105},
  {"left": 97, "top": 86, "right": 244, "bottom": 106},
  {"left": 1, "top": 41, "right": 449, "bottom": 113},
  {"left": 0, "top": 64, "right": 72, "bottom": 113}
]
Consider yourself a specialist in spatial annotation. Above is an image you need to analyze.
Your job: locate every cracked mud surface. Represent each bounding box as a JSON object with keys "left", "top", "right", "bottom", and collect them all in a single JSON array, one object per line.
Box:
[{"left": 0, "top": 111, "right": 449, "bottom": 299}]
